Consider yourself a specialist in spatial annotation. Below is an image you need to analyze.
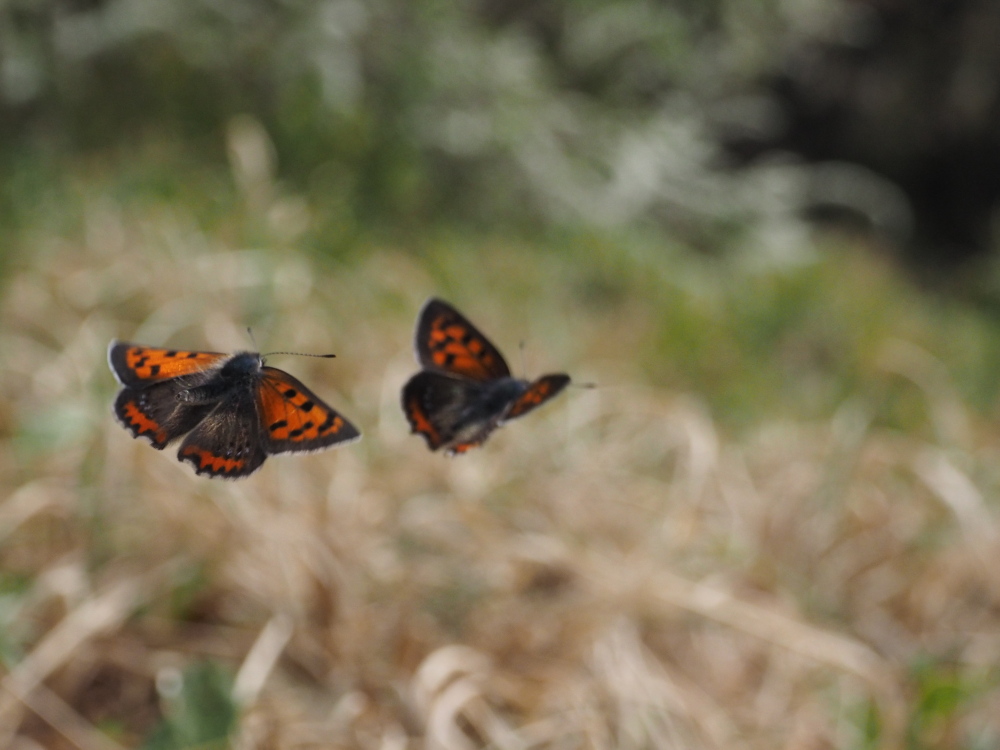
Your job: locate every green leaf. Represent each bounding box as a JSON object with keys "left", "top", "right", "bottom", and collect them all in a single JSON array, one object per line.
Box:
[{"left": 142, "top": 661, "right": 237, "bottom": 750}]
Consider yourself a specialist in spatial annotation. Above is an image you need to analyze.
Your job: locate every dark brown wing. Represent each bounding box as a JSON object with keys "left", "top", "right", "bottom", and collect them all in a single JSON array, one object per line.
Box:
[
  {"left": 176, "top": 387, "right": 268, "bottom": 478},
  {"left": 402, "top": 370, "right": 501, "bottom": 452}
]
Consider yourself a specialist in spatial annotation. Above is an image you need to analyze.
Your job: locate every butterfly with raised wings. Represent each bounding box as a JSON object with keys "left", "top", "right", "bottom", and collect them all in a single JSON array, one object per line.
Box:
[
  {"left": 108, "top": 342, "right": 360, "bottom": 478},
  {"left": 402, "top": 298, "right": 570, "bottom": 454}
]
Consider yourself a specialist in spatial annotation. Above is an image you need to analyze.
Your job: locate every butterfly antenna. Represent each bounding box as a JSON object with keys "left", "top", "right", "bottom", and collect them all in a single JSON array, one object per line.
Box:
[
  {"left": 518, "top": 340, "right": 527, "bottom": 377},
  {"left": 247, "top": 327, "right": 259, "bottom": 350},
  {"left": 263, "top": 351, "right": 337, "bottom": 359}
]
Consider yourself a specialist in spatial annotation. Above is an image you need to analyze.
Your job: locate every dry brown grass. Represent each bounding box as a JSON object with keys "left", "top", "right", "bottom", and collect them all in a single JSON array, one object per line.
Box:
[{"left": 1, "top": 145, "right": 999, "bottom": 749}]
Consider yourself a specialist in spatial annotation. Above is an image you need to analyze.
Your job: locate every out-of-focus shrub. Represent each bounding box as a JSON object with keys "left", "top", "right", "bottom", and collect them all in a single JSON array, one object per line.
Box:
[{"left": 0, "top": 0, "right": 832, "bottom": 257}]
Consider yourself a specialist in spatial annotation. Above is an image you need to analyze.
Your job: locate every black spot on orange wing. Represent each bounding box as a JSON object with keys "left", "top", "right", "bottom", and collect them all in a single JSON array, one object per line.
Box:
[
  {"left": 258, "top": 367, "right": 360, "bottom": 453},
  {"left": 414, "top": 299, "right": 510, "bottom": 381},
  {"left": 108, "top": 341, "right": 228, "bottom": 387},
  {"left": 504, "top": 374, "right": 570, "bottom": 421}
]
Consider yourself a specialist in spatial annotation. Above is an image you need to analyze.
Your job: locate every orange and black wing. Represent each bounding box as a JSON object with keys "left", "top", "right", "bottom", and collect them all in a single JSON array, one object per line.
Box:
[
  {"left": 414, "top": 299, "right": 510, "bottom": 382},
  {"left": 402, "top": 371, "right": 452, "bottom": 450},
  {"left": 113, "top": 382, "right": 216, "bottom": 449},
  {"left": 109, "top": 341, "right": 228, "bottom": 388},
  {"left": 257, "top": 367, "right": 360, "bottom": 454},
  {"left": 503, "top": 374, "right": 570, "bottom": 421}
]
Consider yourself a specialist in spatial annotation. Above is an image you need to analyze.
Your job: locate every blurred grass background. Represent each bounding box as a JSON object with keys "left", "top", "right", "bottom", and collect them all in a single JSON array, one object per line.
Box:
[{"left": 3, "top": 0, "right": 1000, "bottom": 748}]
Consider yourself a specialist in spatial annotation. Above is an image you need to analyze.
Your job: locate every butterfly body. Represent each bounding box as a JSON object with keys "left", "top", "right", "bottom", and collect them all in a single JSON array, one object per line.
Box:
[
  {"left": 108, "top": 342, "right": 359, "bottom": 479},
  {"left": 172, "top": 352, "right": 261, "bottom": 404},
  {"left": 402, "top": 299, "right": 570, "bottom": 454}
]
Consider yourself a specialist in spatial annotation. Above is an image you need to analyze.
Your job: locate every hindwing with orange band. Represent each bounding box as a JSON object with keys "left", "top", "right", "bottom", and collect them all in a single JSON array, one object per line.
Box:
[
  {"left": 401, "top": 370, "right": 512, "bottom": 455},
  {"left": 177, "top": 388, "right": 267, "bottom": 478},
  {"left": 178, "top": 442, "right": 261, "bottom": 477},
  {"left": 402, "top": 371, "right": 450, "bottom": 450},
  {"left": 113, "top": 382, "right": 214, "bottom": 449}
]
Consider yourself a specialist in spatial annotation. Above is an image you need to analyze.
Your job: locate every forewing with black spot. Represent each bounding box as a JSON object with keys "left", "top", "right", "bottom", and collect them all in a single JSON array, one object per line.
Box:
[
  {"left": 258, "top": 367, "right": 360, "bottom": 453},
  {"left": 108, "top": 341, "right": 227, "bottom": 388},
  {"left": 415, "top": 299, "right": 510, "bottom": 381}
]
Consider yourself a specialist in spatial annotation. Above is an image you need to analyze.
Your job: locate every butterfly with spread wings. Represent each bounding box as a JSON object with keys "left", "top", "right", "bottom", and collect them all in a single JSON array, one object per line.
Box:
[
  {"left": 108, "top": 341, "right": 359, "bottom": 478},
  {"left": 402, "top": 299, "right": 570, "bottom": 454}
]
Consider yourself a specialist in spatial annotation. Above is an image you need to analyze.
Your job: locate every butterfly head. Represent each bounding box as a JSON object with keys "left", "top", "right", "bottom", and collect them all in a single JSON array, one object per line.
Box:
[{"left": 220, "top": 351, "right": 264, "bottom": 379}]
